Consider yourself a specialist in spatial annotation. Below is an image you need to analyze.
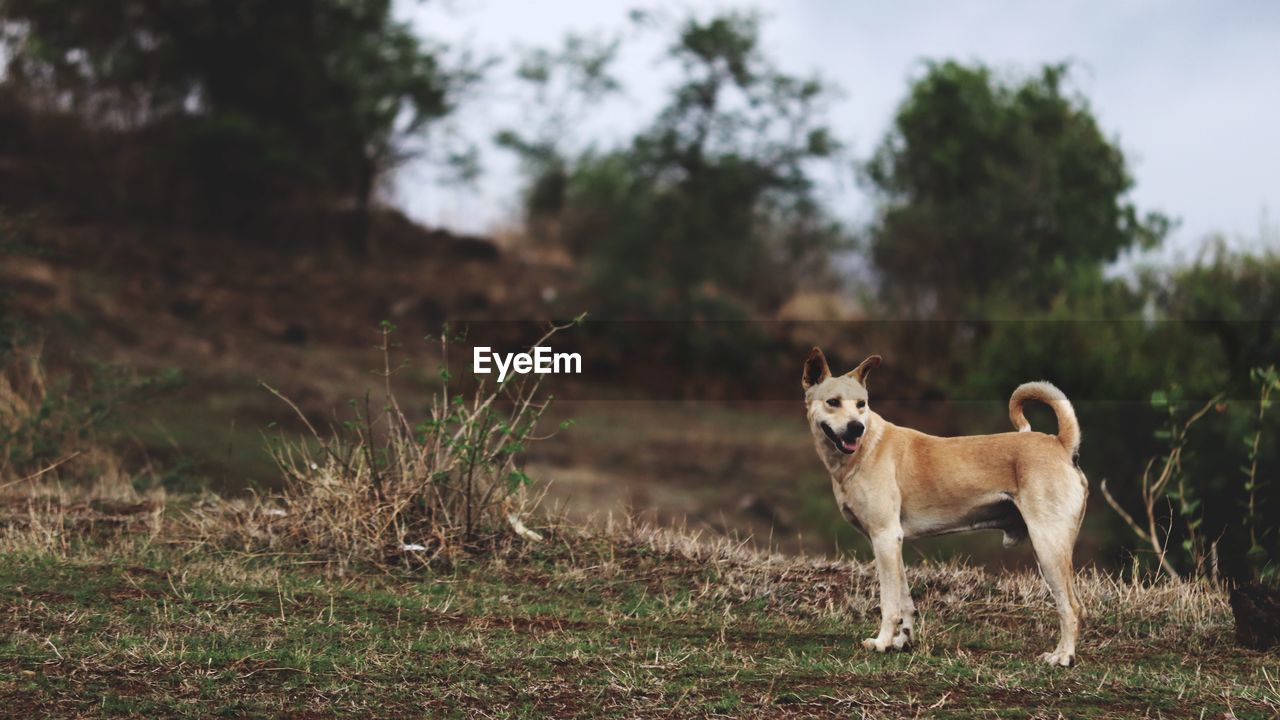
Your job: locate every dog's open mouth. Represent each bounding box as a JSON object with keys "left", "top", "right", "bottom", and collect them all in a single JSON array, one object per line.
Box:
[{"left": 821, "top": 423, "right": 861, "bottom": 455}]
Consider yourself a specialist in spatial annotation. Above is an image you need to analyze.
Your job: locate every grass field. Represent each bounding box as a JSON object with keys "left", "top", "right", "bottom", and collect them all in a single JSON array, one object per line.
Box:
[{"left": 1, "top": 495, "right": 1276, "bottom": 719}]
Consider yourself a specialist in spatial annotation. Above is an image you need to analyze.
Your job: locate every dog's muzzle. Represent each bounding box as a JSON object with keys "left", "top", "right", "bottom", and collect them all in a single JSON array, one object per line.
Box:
[{"left": 821, "top": 421, "right": 865, "bottom": 455}]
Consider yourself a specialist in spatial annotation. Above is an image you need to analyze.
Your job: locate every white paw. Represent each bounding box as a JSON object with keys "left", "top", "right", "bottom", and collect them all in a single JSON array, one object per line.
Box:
[
  {"left": 892, "top": 626, "right": 913, "bottom": 650},
  {"left": 862, "top": 637, "right": 889, "bottom": 652},
  {"left": 1041, "top": 649, "right": 1075, "bottom": 667}
]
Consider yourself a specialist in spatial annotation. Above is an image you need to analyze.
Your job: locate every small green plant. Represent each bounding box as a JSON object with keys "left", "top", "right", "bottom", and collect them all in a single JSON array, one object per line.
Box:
[
  {"left": 1101, "top": 386, "right": 1222, "bottom": 580},
  {"left": 1244, "top": 365, "right": 1279, "bottom": 580},
  {"left": 1104, "top": 368, "right": 1280, "bottom": 583}
]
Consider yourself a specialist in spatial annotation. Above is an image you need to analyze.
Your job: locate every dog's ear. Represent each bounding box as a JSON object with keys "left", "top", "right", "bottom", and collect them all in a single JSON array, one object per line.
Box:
[
  {"left": 802, "top": 347, "right": 831, "bottom": 390},
  {"left": 847, "top": 355, "right": 882, "bottom": 386}
]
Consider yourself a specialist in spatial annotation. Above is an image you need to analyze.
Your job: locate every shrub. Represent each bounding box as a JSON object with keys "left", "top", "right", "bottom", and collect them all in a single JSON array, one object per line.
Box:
[
  {"left": 1103, "top": 367, "right": 1280, "bottom": 582},
  {"left": 201, "top": 322, "right": 575, "bottom": 566}
]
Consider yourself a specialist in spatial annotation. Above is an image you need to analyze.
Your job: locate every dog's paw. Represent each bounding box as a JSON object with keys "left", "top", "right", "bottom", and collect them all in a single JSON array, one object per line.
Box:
[
  {"left": 863, "top": 634, "right": 912, "bottom": 653},
  {"left": 1040, "top": 649, "right": 1075, "bottom": 667},
  {"left": 891, "top": 627, "right": 913, "bottom": 650}
]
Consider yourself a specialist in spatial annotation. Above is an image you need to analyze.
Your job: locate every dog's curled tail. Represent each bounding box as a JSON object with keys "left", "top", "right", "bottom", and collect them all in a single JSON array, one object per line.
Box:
[{"left": 1009, "top": 381, "right": 1080, "bottom": 456}]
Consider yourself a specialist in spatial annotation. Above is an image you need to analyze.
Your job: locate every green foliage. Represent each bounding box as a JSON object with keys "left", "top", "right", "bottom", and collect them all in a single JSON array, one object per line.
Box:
[
  {"left": 502, "top": 12, "right": 849, "bottom": 319},
  {"left": 0, "top": 0, "right": 474, "bottom": 231},
  {"left": 1149, "top": 248, "right": 1280, "bottom": 581},
  {"left": 866, "top": 61, "right": 1170, "bottom": 314},
  {"left": 1152, "top": 240, "right": 1280, "bottom": 383},
  {"left": 1111, "top": 369, "right": 1279, "bottom": 582},
  {"left": 1150, "top": 386, "right": 1217, "bottom": 573}
]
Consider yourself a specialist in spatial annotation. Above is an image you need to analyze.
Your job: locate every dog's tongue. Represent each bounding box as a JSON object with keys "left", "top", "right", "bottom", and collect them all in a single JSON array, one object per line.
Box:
[{"left": 841, "top": 439, "right": 859, "bottom": 453}]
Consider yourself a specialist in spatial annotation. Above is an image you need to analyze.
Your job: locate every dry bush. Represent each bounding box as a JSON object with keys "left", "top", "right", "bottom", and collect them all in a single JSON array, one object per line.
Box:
[
  {"left": 194, "top": 321, "right": 575, "bottom": 566},
  {"left": 0, "top": 341, "right": 108, "bottom": 487},
  {"left": 0, "top": 344, "right": 165, "bottom": 554},
  {"left": 0, "top": 342, "right": 60, "bottom": 482}
]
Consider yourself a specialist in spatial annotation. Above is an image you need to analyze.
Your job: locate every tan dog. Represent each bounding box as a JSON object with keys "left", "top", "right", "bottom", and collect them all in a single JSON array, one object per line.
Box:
[{"left": 802, "top": 347, "right": 1088, "bottom": 667}]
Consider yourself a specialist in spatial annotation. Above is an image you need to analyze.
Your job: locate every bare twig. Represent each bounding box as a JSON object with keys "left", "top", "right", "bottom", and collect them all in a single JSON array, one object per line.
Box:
[
  {"left": 0, "top": 451, "right": 82, "bottom": 491},
  {"left": 1103, "top": 393, "right": 1222, "bottom": 582}
]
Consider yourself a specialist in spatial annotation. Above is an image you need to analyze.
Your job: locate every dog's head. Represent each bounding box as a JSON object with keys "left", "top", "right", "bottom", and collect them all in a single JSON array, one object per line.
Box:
[{"left": 802, "top": 347, "right": 881, "bottom": 456}]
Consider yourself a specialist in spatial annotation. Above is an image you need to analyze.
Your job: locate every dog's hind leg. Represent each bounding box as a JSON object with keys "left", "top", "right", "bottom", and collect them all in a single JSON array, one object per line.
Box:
[
  {"left": 863, "top": 528, "right": 913, "bottom": 652},
  {"left": 1019, "top": 476, "right": 1086, "bottom": 667}
]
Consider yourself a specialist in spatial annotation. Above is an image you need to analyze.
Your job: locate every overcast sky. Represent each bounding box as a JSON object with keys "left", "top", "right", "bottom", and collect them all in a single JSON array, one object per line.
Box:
[{"left": 394, "top": 0, "right": 1280, "bottom": 260}]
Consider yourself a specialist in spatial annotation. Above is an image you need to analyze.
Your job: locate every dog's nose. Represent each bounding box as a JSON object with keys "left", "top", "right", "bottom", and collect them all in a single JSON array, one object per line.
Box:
[{"left": 846, "top": 421, "right": 865, "bottom": 439}]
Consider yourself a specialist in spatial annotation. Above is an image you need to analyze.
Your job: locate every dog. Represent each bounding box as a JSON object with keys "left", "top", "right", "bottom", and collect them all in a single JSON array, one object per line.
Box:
[{"left": 802, "top": 347, "right": 1087, "bottom": 667}]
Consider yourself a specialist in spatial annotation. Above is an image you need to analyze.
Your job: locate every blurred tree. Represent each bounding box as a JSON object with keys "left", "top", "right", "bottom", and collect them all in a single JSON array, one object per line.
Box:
[
  {"left": 0, "top": 0, "right": 475, "bottom": 243},
  {"left": 495, "top": 31, "right": 623, "bottom": 244},
  {"left": 500, "top": 12, "right": 848, "bottom": 320},
  {"left": 865, "top": 61, "right": 1170, "bottom": 315},
  {"left": 1154, "top": 240, "right": 1280, "bottom": 388}
]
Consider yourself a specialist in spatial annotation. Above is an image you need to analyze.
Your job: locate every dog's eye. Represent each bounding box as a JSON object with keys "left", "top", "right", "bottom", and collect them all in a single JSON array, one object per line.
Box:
[
  {"left": 826, "top": 398, "right": 841, "bottom": 408},
  {"left": 856, "top": 400, "right": 867, "bottom": 409}
]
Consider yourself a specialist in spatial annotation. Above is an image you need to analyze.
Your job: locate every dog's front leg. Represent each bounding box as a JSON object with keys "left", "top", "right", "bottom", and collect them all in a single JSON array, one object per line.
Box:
[
  {"left": 864, "top": 529, "right": 911, "bottom": 652},
  {"left": 898, "top": 566, "right": 917, "bottom": 648}
]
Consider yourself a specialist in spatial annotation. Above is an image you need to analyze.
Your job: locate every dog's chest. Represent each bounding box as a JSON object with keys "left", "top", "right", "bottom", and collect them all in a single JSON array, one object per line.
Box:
[{"left": 829, "top": 466, "right": 888, "bottom": 535}]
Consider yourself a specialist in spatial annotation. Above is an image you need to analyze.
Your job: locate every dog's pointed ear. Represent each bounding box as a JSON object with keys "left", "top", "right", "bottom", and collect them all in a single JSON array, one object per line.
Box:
[
  {"left": 847, "top": 355, "right": 882, "bottom": 385},
  {"left": 802, "top": 347, "right": 831, "bottom": 390}
]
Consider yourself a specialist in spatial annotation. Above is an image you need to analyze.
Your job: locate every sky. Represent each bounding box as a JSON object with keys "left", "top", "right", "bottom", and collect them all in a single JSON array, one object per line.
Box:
[{"left": 393, "top": 0, "right": 1280, "bottom": 260}]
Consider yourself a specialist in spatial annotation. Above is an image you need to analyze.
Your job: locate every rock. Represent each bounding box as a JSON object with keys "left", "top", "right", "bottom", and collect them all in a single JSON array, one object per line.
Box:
[{"left": 1230, "top": 583, "right": 1280, "bottom": 650}]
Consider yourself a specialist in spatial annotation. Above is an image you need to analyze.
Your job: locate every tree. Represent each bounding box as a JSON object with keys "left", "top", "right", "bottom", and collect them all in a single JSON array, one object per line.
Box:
[
  {"left": 500, "top": 12, "right": 848, "bottom": 320},
  {"left": 495, "top": 31, "right": 623, "bottom": 244},
  {"left": 1154, "top": 240, "right": 1280, "bottom": 386},
  {"left": 865, "top": 61, "right": 1170, "bottom": 315},
  {"left": 0, "top": 0, "right": 473, "bottom": 241}
]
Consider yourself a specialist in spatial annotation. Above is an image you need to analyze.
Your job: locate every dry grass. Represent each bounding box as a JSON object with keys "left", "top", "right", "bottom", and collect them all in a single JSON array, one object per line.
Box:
[
  {"left": 0, "top": 481, "right": 163, "bottom": 557},
  {"left": 585, "top": 518, "right": 1230, "bottom": 649}
]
